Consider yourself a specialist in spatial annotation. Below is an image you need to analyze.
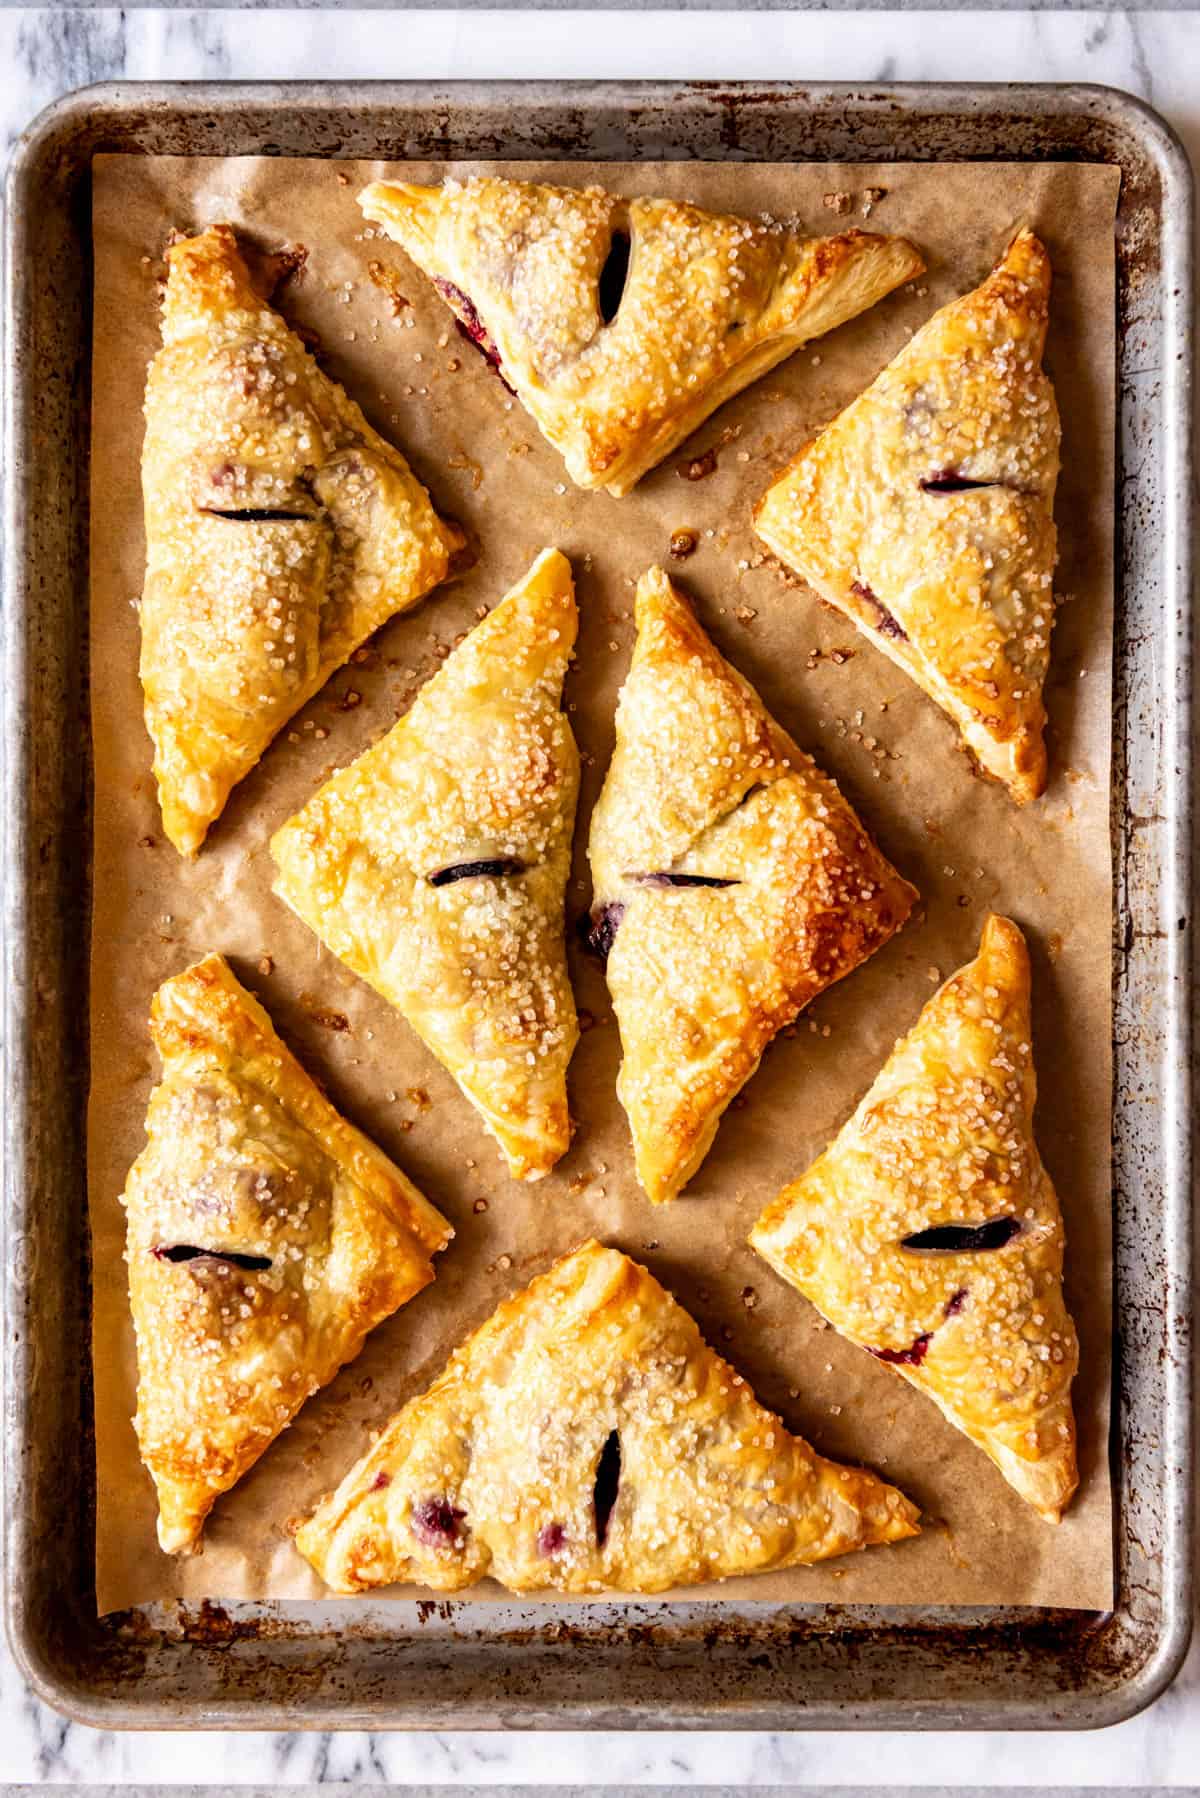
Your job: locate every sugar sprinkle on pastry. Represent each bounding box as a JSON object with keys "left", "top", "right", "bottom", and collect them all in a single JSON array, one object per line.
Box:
[
  {"left": 123, "top": 953, "right": 452, "bottom": 1555},
  {"left": 140, "top": 224, "right": 463, "bottom": 856},
  {"left": 751, "top": 914, "right": 1079, "bottom": 1523},
  {"left": 270, "top": 549, "right": 580, "bottom": 1183},
  {"left": 359, "top": 175, "right": 924, "bottom": 496},
  {"left": 754, "top": 229, "right": 1060, "bottom": 804},
  {"left": 587, "top": 566, "right": 917, "bottom": 1203},
  {"left": 295, "top": 1239, "right": 919, "bottom": 1594}
]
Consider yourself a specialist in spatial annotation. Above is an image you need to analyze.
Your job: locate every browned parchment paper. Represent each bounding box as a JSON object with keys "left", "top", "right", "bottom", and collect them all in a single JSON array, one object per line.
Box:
[{"left": 89, "top": 153, "right": 1119, "bottom": 1616}]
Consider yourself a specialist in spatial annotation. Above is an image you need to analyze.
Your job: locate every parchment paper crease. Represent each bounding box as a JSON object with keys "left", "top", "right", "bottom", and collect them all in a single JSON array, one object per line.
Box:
[{"left": 89, "top": 154, "right": 1119, "bottom": 1615}]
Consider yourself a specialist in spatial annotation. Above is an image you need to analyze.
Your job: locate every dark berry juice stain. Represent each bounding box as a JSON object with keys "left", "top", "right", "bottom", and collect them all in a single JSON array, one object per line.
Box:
[
  {"left": 428, "top": 857, "right": 525, "bottom": 887},
  {"left": 870, "top": 1332, "right": 932, "bottom": 1368},
  {"left": 678, "top": 448, "right": 718, "bottom": 483},
  {"left": 537, "top": 1521, "right": 568, "bottom": 1557},
  {"left": 154, "top": 1244, "right": 271, "bottom": 1271},
  {"left": 410, "top": 1497, "right": 466, "bottom": 1547},
  {"left": 598, "top": 231, "right": 631, "bottom": 323},
  {"left": 370, "top": 1470, "right": 392, "bottom": 1492},
  {"left": 593, "top": 1430, "right": 622, "bottom": 1547},
  {"left": 901, "top": 1218, "right": 1021, "bottom": 1253},
  {"left": 944, "top": 1288, "right": 969, "bottom": 1319}
]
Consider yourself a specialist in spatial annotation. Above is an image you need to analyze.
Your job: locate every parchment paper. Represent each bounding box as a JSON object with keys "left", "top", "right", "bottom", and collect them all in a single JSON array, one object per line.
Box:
[{"left": 89, "top": 153, "right": 1119, "bottom": 1616}]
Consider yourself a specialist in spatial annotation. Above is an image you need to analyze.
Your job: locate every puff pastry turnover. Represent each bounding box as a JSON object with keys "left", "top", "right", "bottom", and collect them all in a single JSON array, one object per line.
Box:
[
  {"left": 754, "top": 230, "right": 1060, "bottom": 804},
  {"left": 123, "top": 953, "right": 452, "bottom": 1555},
  {"left": 295, "top": 1239, "right": 919, "bottom": 1594},
  {"left": 751, "top": 915, "right": 1078, "bottom": 1522},
  {"left": 141, "top": 224, "right": 464, "bottom": 856},
  {"left": 587, "top": 567, "right": 917, "bottom": 1204},
  {"left": 271, "top": 548, "right": 580, "bottom": 1182},
  {"left": 359, "top": 175, "right": 924, "bottom": 497}
]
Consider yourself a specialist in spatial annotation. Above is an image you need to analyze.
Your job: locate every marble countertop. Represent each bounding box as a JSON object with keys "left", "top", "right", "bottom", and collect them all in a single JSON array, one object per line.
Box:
[{"left": 3, "top": 6, "right": 1196, "bottom": 1786}]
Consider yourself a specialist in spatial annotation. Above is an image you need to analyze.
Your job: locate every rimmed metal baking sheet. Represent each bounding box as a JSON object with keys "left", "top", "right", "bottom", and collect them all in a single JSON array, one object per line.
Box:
[{"left": 2, "top": 80, "right": 1193, "bottom": 1731}]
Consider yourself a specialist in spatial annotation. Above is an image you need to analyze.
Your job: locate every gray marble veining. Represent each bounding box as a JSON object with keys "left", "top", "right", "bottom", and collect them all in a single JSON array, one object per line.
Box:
[{"left": 2, "top": 5, "right": 1197, "bottom": 1786}]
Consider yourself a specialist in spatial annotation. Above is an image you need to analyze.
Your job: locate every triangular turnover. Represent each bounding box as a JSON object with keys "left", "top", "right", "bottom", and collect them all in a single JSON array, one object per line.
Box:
[
  {"left": 754, "top": 230, "right": 1060, "bottom": 803},
  {"left": 295, "top": 1240, "right": 919, "bottom": 1594},
  {"left": 124, "top": 954, "right": 452, "bottom": 1554},
  {"left": 360, "top": 175, "right": 924, "bottom": 496},
  {"left": 587, "top": 566, "right": 917, "bottom": 1203},
  {"left": 751, "top": 915, "right": 1079, "bottom": 1522},
  {"left": 271, "top": 549, "right": 580, "bottom": 1182},
  {"left": 141, "top": 225, "right": 464, "bottom": 855}
]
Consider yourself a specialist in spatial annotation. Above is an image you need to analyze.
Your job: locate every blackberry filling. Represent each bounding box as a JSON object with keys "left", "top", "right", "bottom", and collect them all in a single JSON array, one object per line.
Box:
[
  {"left": 154, "top": 1244, "right": 271, "bottom": 1272},
  {"left": 433, "top": 278, "right": 511, "bottom": 389},
  {"left": 411, "top": 1496, "right": 466, "bottom": 1548},
  {"left": 851, "top": 579, "right": 908, "bottom": 643},
  {"left": 428, "top": 857, "right": 525, "bottom": 887},
  {"left": 593, "top": 1430, "right": 622, "bottom": 1547},
  {"left": 598, "top": 231, "right": 631, "bottom": 324},
  {"left": 202, "top": 508, "right": 316, "bottom": 522},
  {"left": 920, "top": 469, "right": 998, "bottom": 494},
  {"left": 537, "top": 1521, "right": 568, "bottom": 1558},
  {"left": 944, "top": 1288, "right": 969, "bottom": 1319},
  {"left": 583, "top": 902, "right": 626, "bottom": 963},
  {"left": 870, "top": 1332, "right": 932, "bottom": 1368},
  {"left": 901, "top": 1218, "right": 1021, "bottom": 1253},
  {"left": 624, "top": 871, "right": 740, "bottom": 889}
]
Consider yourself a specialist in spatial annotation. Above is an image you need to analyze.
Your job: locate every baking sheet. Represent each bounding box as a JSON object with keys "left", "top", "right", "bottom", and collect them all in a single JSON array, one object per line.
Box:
[{"left": 89, "top": 153, "right": 1119, "bottom": 1616}]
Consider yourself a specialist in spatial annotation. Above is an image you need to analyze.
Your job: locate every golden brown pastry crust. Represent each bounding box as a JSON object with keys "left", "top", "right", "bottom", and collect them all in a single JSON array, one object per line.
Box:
[
  {"left": 270, "top": 549, "right": 580, "bottom": 1182},
  {"left": 359, "top": 176, "right": 924, "bottom": 497},
  {"left": 295, "top": 1239, "right": 919, "bottom": 1594},
  {"left": 123, "top": 954, "right": 452, "bottom": 1555},
  {"left": 754, "top": 230, "right": 1060, "bottom": 804},
  {"left": 588, "top": 567, "right": 917, "bottom": 1203},
  {"left": 141, "top": 224, "right": 463, "bottom": 856},
  {"left": 751, "top": 915, "right": 1078, "bottom": 1522}
]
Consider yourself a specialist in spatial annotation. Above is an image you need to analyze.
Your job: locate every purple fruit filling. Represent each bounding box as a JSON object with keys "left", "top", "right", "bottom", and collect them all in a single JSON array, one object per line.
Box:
[
  {"left": 411, "top": 1497, "right": 466, "bottom": 1547},
  {"left": 944, "top": 1288, "right": 969, "bottom": 1319},
  {"left": 202, "top": 507, "right": 314, "bottom": 522},
  {"left": 434, "top": 279, "right": 510, "bottom": 386},
  {"left": 537, "top": 1521, "right": 568, "bottom": 1557},
  {"left": 371, "top": 1470, "right": 392, "bottom": 1492},
  {"left": 154, "top": 1244, "right": 271, "bottom": 1272},
  {"left": 919, "top": 469, "right": 998, "bottom": 494},
  {"left": 902, "top": 1217, "right": 1021, "bottom": 1253},
  {"left": 624, "top": 871, "right": 740, "bottom": 889},
  {"left": 429, "top": 856, "right": 525, "bottom": 887},
  {"left": 583, "top": 902, "right": 626, "bottom": 963},
  {"left": 598, "top": 231, "right": 631, "bottom": 323},
  {"left": 593, "top": 1430, "right": 622, "bottom": 1547},
  {"left": 870, "top": 1332, "right": 933, "bottom": 1368},
  {"left": 851, "top": 579, "right": 908, "bottom": 643}
]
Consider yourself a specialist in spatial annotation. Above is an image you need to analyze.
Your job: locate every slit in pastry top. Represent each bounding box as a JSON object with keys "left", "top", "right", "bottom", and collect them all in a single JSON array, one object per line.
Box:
[
  {"left": 271, "top": 549, "right": 581, "bottom": 1183},
  {"left": 140, "top": 224, "right": 464, "bottom": 856},
  {"left": 586, "top": 565, "right": 916, "bottom": 1203},
  {"left": 359, "top": 175, "right": 924, "bottom": 496}
]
